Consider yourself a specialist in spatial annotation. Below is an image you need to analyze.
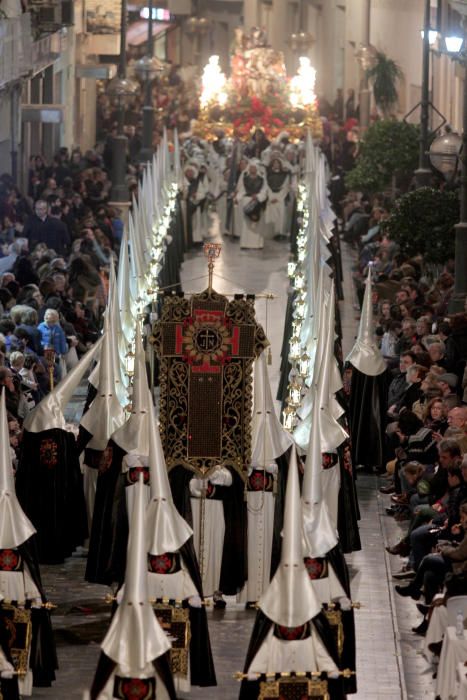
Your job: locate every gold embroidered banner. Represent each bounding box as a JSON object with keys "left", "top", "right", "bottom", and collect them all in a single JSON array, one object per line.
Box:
[
  {"left": 259, "top": 678, "right": 330, "bottom": 700},
  {"left": 153, "top": 288, "right": 268, "bottom": 478}
]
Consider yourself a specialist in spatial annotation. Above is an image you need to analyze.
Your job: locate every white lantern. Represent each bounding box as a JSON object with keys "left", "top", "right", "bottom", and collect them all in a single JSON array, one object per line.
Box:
[
  {"left": 289, "top": 334, "right": 302, "bottom": 361},
  {"left": 298, "top": 351, "right": 311, "bottom": 378},
  {"left": 288, "top": 379, "right": 303, "bottom": 407},
  {"left": 282, "top": 404, "right": 297, "bottom": 432}
]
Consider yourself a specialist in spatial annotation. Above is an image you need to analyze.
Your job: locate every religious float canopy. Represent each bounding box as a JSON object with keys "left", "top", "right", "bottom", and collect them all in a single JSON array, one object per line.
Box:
[{"left": 193, "top": 27, "right": 322, "bottom": 141}]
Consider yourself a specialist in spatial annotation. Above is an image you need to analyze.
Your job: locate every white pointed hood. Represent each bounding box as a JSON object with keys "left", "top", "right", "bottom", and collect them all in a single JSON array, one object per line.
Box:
[
  {"left": 314, "top": 283, "right": 348, "bottom": 452},
  {"left": 146, "top": 400, "right": 193, "bottom": 555},
  {"left": 301, "top": 387, "right": 338, "bottom": 558},
  {"left": 259, "top": 448, "right": 321, "bottom": 626},
  {"left": 24, "top": 339, "right": 103, "bottom": 433},
  {"left": 102, "top": 475, "right": 171, "bottom": 668},
  {"left": 251, "top": 352, "right": 294, "bottom": 466},
  {"left": 117, "top": 227, "right": 136, "bottom": 344},
  {"left": 109, "top": 260, "right": 130, "bottom": 399},
  {"left": 346, "top": 266, "right": 386, "bottom": 376},
  {"left": 112, "top": 327, "right": 151, "bottom": 455},
  {"left": 80, "top": 314, "right": 126, "bottom": 450},
  {"left": 0, "top": 389, "right": 36, "bottom": 547},
  {"left": 174, "top": 129, "right": 181, "bottom": 186}
]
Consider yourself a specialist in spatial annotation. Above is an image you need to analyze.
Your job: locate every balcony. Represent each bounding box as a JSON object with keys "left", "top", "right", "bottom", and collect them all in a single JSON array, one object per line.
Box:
[{"left": 0, "top": 13, "right": 33, "bottom": 90}]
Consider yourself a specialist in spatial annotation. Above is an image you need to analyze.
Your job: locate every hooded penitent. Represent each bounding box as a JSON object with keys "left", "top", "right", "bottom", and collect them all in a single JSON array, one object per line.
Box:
[
  {"left": 16, "top": 341, "right": 101, "bottom": 564},
  {"left": 0, "top": 389, "right": 35, "bottom": 549},
  {"left": 90, "top": 476, "right": 177, "bottom": 700},
  {"left": 302, "top": 385, "right": 357, "bottom": 695},
  {"left": 259, "top": 448, "right": 321, "bottom": 627},
  {"left": 85, "top": 325, "right": 149, "bottom": 586},
  {"left": 80, "top": 313, "right": 126, "bottom": 452},
  {"left": 145, "top": 397, "right": 217, "bottom": 689},
  {"left": 346, "top": 266, "right": 386, "bottom": 377},
  {"left": 146, "top": 398, "right": 193, "bottom": 556},
  {"left": 346, "top": 266, "right": 388, "bottom": 472},
  {"left": 239, "top": 448, "right": 343, "bottom": 700},
  {"left": 251, "top": 352, "right": 294, "bottom": 467},
  {"left": 0, "top": 389, "right": 58, "bottom": 690},
  {"left": 302, "top": 386, "right": 338, "bottom": 560}
]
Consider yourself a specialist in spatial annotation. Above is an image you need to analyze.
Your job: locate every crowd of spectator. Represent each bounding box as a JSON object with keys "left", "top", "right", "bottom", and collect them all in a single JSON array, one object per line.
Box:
[
  {"left": 0, "top": 146, "right": 123, "bottom": 465},
  {"left": 338, "top": 180, "right": 467, "bottom": 678}
]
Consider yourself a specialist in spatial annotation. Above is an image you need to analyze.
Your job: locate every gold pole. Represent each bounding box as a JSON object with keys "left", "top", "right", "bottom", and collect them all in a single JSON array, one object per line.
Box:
[
  {"left": 203, "top": 242, "right": 222, "bottom": 292},
  {"left": 44, "top": 348, "right": 55, "bottom": 391}
]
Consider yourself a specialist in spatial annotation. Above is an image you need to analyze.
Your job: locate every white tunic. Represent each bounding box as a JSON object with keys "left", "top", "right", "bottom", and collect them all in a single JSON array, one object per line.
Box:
[
  {"left": 189, "top": 467, "right": 232, "bottom": 596},
  {"left": 97, "top": 663, "right": 171, "bottom": 700},
  {"left": 248, "top": 623, "right": 338, "bottom": 675},
  {"left": 322, "top": 463, "right": 341, "bottom": 531},
  {"left": 236, "top": 172, "right": 268, "bottom": 250},
  {"left": 122, "top": 453, "right": 151, "bottom": 517},
  {"left": 308, "top": 562, "right": 347, "bottom": 605},
  {"left": 241, "top": 465, "right": 276, "bottom": 603},
  {"left": 265, "top": 173, "right": 290, "bottom": 237}
]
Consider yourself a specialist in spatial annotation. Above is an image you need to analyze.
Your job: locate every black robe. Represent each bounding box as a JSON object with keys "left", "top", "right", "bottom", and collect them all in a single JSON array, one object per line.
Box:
[
  {"left": 90, "top": 651, "right": 177, "bottom": 700},
  {"left": 347, "top": 366, "right": 390, "bottom": 472},
  {"left": 0, "top": 540, "right": 58, "bottom": 689},
  {"left": 270, "top": 455, "right": 357, "bottom": 696},
  {"left": 169, "top": 465, "right": 247, "bottom": 595},
  {"left": 85, "top": 440, "right": 128, "bottom": 586},
  {"left": 85, "top": 448, "right": 217, "bottom": 687},
  {"left": 326, "top": 545, "right": 357, "bottom": 695},
  {"left": 238, "top": 610, "right": 345, "bottom": 700},
  {"left": 336, "top": 437, "right": 361, "bottom": 554},
  {"left": 16, "top": 428, "right": 87, "bottom": 564}
]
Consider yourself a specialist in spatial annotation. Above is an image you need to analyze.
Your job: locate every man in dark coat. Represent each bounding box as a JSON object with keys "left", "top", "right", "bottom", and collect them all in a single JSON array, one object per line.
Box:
[{"left": 22, "top": 200, "right": 70, "bottom": 255}]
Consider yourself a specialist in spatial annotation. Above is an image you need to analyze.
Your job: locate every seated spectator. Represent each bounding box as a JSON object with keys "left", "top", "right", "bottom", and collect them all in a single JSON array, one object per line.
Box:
[
  {"left": 400, "top": 364, "right": 429, "bottom": 412},
  {"left": 444, "top": 406, "right": 467, "bottom": 453},
  {"left": 422, "top": 398, "right": 448, "bottom": 435},
  {"left": 437, "top": 372, "right": 460, "bottom": 409},
  {"left": 396, "top": 500, "right": 467, "bottom": 605},
  {"left": 387, "top": 351, "right": 417, "bottom": 418},
  {"left": 395, "top": 318, "right": 417, "bottom": 354}
]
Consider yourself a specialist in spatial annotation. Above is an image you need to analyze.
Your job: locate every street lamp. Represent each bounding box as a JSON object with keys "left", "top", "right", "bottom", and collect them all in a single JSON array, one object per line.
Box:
[
  {"left": 184, "top": 15, "right": 211, "bottom": 66},
  {"left": 355, "top": 0, "right": 377, "bottom": 130},
  {"left": 108, "top": 0, "right": 138, "bottom": 202},
  {"left": 134, "top": 0, "right": 165, "bottom": 163},
  {"left": 134, "top": 56, "right": 164, "bottom": 162},
  {"left": 429, "top": 130, "right": 462, "bottom": 180},
  {"left": 415, "top": 0, "right": 433, "bottom": 187},
  {"left": 108, "top": 76, "right": 138, "bottom": 202},
  {"left": 445, "top": 1, "right": 467, "bottom": 311}
]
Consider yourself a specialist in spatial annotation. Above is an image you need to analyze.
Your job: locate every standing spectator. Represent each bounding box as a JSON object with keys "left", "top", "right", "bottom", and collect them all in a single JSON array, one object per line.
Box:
[{"left": 37, "top": 308, "right": 68, "bottom": 379}]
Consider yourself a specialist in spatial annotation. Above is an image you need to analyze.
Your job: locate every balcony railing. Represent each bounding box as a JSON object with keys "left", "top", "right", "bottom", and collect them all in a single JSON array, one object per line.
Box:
[{"left": 0, "top": 13, "right": 33, "bottom": 89}]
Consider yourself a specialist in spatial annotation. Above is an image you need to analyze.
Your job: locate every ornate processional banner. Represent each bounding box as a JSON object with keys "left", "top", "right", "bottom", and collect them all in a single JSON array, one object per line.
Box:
[{"left": 153, "top": 287, "right": 268, "bottom": 478}]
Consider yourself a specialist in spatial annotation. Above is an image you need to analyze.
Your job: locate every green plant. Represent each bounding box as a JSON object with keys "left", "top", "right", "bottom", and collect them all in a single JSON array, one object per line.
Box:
[
  {"left": 382, "top": 187, "right": 459, "bottom": 265},
  {"left": 345, "top": 119, "right": 419, "bottom": 194},
  {"left": 366, "top": 51, "right": 403, "bottom": 116}
]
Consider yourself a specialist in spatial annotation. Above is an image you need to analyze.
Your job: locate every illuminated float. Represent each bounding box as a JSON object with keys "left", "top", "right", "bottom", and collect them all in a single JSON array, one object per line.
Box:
[{"left": 193, "top": 27, "right": 322, "bottom": 141}]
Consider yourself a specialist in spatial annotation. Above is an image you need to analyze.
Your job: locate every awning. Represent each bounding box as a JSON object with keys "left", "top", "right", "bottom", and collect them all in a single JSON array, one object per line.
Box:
[{"left": 126, "top": 21, "right": 172, "bottom": 47}]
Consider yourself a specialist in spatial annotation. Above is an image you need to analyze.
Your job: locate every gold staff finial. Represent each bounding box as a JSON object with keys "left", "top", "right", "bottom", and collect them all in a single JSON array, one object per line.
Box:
[{"left": 203, "top": 242, "right": 222, "bottom": 291}]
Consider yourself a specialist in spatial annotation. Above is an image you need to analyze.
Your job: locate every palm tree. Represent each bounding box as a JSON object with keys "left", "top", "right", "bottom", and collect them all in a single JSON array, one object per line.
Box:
[{"left": 366, "top": 51, "right": 403, "bottom": 117}]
